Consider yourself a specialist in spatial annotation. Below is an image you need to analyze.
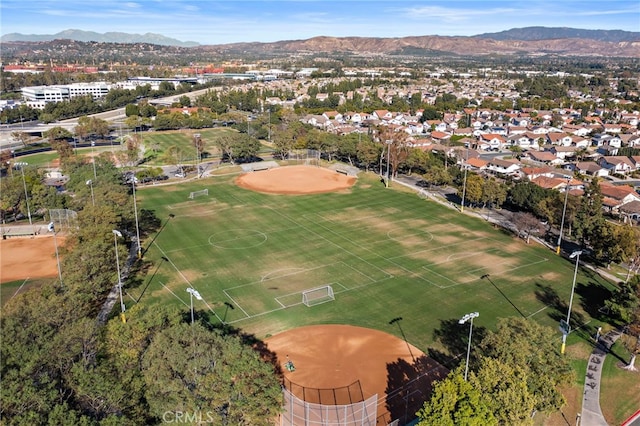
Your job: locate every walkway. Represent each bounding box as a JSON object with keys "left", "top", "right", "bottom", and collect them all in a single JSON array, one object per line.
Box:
[{"left": 580, "top": 330, "right": 622, "bottom": 426}]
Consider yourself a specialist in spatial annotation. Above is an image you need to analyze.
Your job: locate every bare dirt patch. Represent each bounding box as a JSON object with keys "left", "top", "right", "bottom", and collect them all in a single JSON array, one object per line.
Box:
[
  {"left": 236, "top": 166, "right": 356, "bottom": 195},
  {"left": 266, "top": 324, "right": 446, "bottom": 423},
  {"left": 1, "top": 235, "right": 64, "bottom": 283}
]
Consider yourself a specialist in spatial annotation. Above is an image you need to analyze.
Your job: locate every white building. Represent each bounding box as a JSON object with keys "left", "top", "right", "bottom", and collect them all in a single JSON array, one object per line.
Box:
[{"left": 21, "top": 82, "right": 111, "bottom": 109}]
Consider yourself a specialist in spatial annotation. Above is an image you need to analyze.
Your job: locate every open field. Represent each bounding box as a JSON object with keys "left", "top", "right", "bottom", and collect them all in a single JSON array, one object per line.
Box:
[{"left": 131, "top": 169, "right": 616, "bottom": 357}]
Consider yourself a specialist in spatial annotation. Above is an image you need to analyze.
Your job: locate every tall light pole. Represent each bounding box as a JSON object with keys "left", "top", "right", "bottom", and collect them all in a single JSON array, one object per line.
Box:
[
  {"left": 268, "top": 106, "right": 272, "bottom": 143},
  {"left": 132, "top": 180, "right": 141, "bottom": 259},
  {"left": 186, "top": 287, "right": 203, "bottom": 325},
  {"left": 561, "top": 250, "right": 582, "bottom": 354},
  {"left": 385, "top": 140, "right": 393, "bottom": 188},
  {"left": 91, "top": 141, "right": 97, "bottom": 180},
  {"left": 86, "top": 179, "right": 95, "bottom": 206},
  {"left": 112, "top": 229, "right": 126, "bottom": 323},
  {"left": 48, "top": 221, "right": 63, "bottom": 288},
  {"left": 556, "top": 178, "right": 571, "bottom": 255},
  {"left": 460, "top": 150, "right": 469, "bottom": 213},
  {"left": 459, "top": 312, "right": 479, "bottom": 381},
  {"left": 18, "top": 163, "right": 34, "bottom": 234}
]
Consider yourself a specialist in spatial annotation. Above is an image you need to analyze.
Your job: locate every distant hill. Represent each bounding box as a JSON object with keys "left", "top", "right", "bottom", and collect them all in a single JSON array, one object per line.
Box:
[
  {"left": 476, "top": 26, "right": 640, "bottom": 42},
  {"left": 2, "top": 27, "right": 640, "bottom": 60},
  {"left": 0, "top": 29, "right": 199, "bottom": 47}
]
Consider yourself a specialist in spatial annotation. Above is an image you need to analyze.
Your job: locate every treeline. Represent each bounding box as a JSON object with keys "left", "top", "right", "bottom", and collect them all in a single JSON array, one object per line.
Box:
[{"left": 0, "top": 156, "right": 283, "bottom": 424}]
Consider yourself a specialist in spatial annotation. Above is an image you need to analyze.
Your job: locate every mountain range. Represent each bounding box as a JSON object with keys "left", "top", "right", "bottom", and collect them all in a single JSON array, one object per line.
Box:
[
  {"left": 1, "top": 27, "right": 639, "bottom": 58},
  {"left": 0, "top": 29, "right": 199, "bottom": 47}
]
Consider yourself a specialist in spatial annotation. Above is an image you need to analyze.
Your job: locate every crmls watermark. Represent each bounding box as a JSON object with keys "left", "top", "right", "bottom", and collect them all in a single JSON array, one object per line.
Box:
[{"left": 162, "top": 411, "right": 216, "bottom": 424}]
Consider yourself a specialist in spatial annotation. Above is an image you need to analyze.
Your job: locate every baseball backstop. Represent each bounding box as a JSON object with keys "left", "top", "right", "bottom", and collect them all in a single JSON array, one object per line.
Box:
[{"left": 280, "top": 378, "right": 377, "bottom": 426}]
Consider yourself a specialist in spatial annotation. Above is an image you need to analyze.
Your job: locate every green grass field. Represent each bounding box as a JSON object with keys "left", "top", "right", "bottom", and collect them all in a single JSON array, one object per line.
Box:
[{"left": 131, "top": 168, "right": 616, "bottom": 357}]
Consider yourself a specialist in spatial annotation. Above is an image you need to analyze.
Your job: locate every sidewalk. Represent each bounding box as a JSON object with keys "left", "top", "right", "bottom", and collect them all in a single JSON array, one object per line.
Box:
[{"left": 580, "top": 329, "right": 622, "bottom": 426}]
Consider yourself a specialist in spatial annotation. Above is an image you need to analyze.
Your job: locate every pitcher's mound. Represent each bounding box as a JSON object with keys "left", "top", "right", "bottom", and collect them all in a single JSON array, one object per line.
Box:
[{"left": 236, "top": 165, "right": 356, "bottom": 195}]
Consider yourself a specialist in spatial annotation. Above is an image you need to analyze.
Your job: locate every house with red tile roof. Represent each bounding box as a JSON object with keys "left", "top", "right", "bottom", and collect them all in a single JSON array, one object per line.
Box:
[
  {"left": 526, "top": 151, "right": 563, "bottom": 165},
  {"left": 599, "top": 183, "right": 640, "bottom": 214},
  {"left": 530, "top": 176, "right": 570, "bottom": 190}
]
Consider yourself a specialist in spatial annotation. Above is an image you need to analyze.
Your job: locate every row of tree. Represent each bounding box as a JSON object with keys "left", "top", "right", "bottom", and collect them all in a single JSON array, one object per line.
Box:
[{"left": 0, "top": 154, "right": 283, "bottom": 424}]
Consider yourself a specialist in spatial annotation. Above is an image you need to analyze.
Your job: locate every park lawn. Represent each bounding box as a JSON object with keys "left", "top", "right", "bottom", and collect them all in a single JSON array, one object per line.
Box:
[
  {"left": 129, "top": 169, "right": 617, "bottom": 361},
  {"left": 600, "top": 340, "right": 640, "bottom": 425}
]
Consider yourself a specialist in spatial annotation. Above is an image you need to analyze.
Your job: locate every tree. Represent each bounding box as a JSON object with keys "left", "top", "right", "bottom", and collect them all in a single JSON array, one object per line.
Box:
[
  {"left": 462, "top": 174, "right": 484, "bottom": 206},
  {"left": 605, "top": 277, "right": 640, "bottom": 370},
  {"left": 511, "top": 211, "right": 544, "bottom": 244},
  {"left": 416, "top": 367, "right": 497, "bottom": 426},
  {"left": 214, "top": 132, "right": 260, "bottom": 164},
  {"left": 574, "top": 177, "right": 605, "bottom": 247},
  {"left": 480, "top": 178, "right": 507, "bottom": 210},
  {"left": 11, "top": 131, "right": 30, "bottom": 148},
  {"left": 507, "top": 181, "right": 552, "bottom": 215},
  {"left": 471, "top": 357, "right": 537, "bottom": 425},
  {"left": 141, "top": 323, "right": 282, "bottom": 424},
  {"left": 356, "top": 136, "right": 381, "bottom": 172},
  {"left": 379, "top": 127, "right": 410, "bottom": 178},
  {"left": 479, "top": 318, "right": 573, "bottom": 415}
]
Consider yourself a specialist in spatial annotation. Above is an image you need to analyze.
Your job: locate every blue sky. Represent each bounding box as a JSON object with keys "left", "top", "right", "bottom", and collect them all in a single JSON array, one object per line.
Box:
[{"left": 1, "top": 0, "right": 638, "bottom": 44}]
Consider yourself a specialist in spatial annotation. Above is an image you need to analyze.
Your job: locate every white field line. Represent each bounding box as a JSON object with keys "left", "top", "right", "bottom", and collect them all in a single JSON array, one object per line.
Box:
[
  {"left": 154, "top": 242, "right": 224, "bottom": 323},
  {"left": 10, "top": 277, "right": 30, "bottom": 300},
  {"left": 221, "top": 290, "right": 250, "bottom": 319},
  {"left": 158, "top": 281, "right": 190, "bottom": 308},
  {"left": 527, "top": 305, "right": 549, "bottom": 318}
]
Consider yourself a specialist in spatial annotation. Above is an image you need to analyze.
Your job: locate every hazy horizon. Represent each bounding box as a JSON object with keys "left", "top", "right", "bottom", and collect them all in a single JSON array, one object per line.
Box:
[{"left": 1, "top": 0, "right": 638, "bottom": 45}]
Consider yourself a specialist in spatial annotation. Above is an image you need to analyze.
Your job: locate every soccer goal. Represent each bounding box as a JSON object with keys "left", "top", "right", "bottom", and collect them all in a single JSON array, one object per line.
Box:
[
  {"left": 188, "top": 189, "right": 209, "bottom": 199},
  {"left": 302, "top": 285, "right": 335, "bottom": 307}
]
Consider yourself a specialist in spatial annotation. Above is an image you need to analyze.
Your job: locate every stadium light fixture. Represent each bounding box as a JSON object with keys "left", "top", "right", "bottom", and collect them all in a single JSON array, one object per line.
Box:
[
  {"left": 112, "top": 229, "right": 126, "bottom": 322},
  {"left": 561, "top": 250, "right": 582, "bottom": 354},
  {"left": 187, "top": 287, "right": 203, "bottom": 325},
  {"left": 459, "top": 312, "right": 479, "bottom": 381}
]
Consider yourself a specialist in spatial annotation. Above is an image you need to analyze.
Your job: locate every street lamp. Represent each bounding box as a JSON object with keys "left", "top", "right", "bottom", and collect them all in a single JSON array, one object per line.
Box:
[
  {"left": 91, "top": 141, "right": 97, "bottom": 180},
  {"left": 186, "top": 287, "right": 203, "bottom": 325},
  {"left": 132, "top": 180, "right": 141, "bottom": 259},
  {"left": 561, "top": 250, "right": 582, "bottom": 354},
  {"left": 460, "top": 150, "right": 469, "bottom": 213},
  {"left": 86, "top": 179, "right": 95, "bottom": 206},
  {"left": 18, "top": 163, "right": 34, "bottom": 234},
  {"left": 112, "top": 229, "right": 126, "bottom": 322},
  {"left": 459, "top": 312, "right": 479, "bottom": 381},
  {"left": 48, "top": 221, "right": 63, "bottom": 288},
  {"left": 556, "top": 178, "right": 571, "bottom": 255},
  {"left": 385, "top": 140, "right": 393, "bottom": 188}
]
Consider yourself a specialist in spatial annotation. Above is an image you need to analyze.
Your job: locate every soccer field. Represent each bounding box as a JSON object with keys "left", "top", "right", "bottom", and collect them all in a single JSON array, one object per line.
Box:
[{"left": 133, "top": 170, "right": 614, "bottom": 354}]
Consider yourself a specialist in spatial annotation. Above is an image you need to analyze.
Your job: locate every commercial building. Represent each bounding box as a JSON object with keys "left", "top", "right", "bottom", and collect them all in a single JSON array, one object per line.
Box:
[{"left": 21, "top": 82, "right": 111, "bottom": 109}]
